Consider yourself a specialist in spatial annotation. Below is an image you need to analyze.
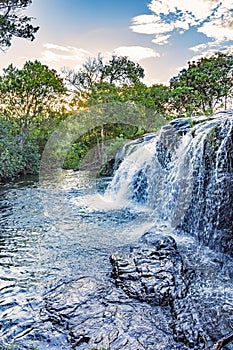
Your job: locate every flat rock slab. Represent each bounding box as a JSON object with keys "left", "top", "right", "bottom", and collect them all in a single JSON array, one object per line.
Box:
[{"left": 43, "top": 277, "right": 185, "bottom": 350}]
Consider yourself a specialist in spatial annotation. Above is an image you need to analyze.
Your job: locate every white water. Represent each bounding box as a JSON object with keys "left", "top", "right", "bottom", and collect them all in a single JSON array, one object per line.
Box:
[
  {"left": 1, "top": 112, "right": 233, "bottom": 349},
  {"left": 100, "top": 113, "right": 233, "bottom": 237}
]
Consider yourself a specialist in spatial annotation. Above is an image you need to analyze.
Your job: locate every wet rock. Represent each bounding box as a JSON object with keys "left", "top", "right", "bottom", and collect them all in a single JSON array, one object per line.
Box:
[
  {"left": 170, "top": 118, "right": 191, "bottom": 133},
  {"left": 110, "top": 232, "right": 191, "bottom": 306},
  {"left": 180, "top": 117, "right": 233, "bottom": 257},
  {"left": 37, "top": 232, "right": 233, "bottom": 350},
  {"left": 132, "top": 169, "right": 148, "bottom": 204},
  {"left": 43, "top": 276, "right": 187, "bottom": 350}
]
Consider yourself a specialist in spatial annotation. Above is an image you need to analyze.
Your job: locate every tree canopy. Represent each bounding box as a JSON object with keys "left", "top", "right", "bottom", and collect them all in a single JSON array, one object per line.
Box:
[
  {"left": 63, "top": 54, "right": 145, "bottom": 92},
  {"left": 170, "top": 52, "right": 233, "bottom": 115},
  {"left": 0, "top": 60, "right": 67, "bottom": 138},
  {"left": 0, "top": 0, "right": 39, "bottom": 50}
]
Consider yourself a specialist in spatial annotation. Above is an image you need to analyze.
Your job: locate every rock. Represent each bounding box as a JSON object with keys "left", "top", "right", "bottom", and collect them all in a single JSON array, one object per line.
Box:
[
  {"left": 110, "top": 232, "right": 191, "bottom": 306},
  {"left": 37, "top": 231, "right": 233, "bottom": 350},
  {"left": 42, "top": 276, "right": 187, "bottom": 350}
]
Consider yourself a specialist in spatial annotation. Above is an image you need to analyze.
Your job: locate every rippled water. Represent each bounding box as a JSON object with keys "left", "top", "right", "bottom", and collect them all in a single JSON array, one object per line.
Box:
[
  {"left": 0, "top": 170, "right": 158, "bottom": 349},
  {"left": 1, "top": 170, "right": 233, "bottom": 350}
]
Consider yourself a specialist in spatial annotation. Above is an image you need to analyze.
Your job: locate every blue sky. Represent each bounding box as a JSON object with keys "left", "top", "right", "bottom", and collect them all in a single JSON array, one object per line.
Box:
[{"left": 0, "top": 0, "right": 232, "bottom": 84}]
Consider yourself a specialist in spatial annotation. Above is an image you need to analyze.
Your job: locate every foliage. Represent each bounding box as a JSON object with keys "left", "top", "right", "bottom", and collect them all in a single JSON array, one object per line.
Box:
[
  {"left": 63, "top": 80, "right": 169, "bottom": 173},
  {"left": 85, "top": 82, "right": 170, "bottom": 117},
  {"left": 102, "top": 55, "right": 144, "bottom": 85},
  {"left": 0, "top": 116, "right": 40, "bottom": 181},
  {"left": 0, "top": 61, "right": 68, "bottom": 181},
  {"left": 170, "top": 52, "right": 233, "bottom": 116},
  {"left": 0, "top": 60, "right": 67, "bottom": 142},
  {"left": 63, "top": 54, "right": 144, "bottom": 93},
  {"left": 63, "top": 122, "right": 140, "bottom": 170},
  {"left": 0, "top": 0, "right": 39, "bottom": 50},
  {"left": 1, "top": 52, "right": 233, "bottom": 181},
  {"left": 120, "top": 83, "right": 170, "bottom": 115}
]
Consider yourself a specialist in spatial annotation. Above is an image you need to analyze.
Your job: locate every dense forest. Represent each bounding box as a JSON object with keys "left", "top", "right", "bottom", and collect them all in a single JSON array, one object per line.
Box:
[
  {"left": 0, "top": 52, "right": 232, "bottom": 181},
  {"left": 0, "top": 1, "right": 232, "bottom": 182}
]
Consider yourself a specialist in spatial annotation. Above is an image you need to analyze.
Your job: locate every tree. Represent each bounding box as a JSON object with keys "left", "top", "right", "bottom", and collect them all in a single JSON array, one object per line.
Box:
[
  {"left": 0, "top": 60, "right": 67, "bottom": 141},
  {"left": 63, "top": 54, "right": 104, "bottom": 92},
  {"left": 63, "top": 54, "right": 145, "bottom": 93},
  {"left": 170, "top": 52, "right": 233, "bottom": 115},
  {"left": 85, "top": 82, "right": 170, "bottom": 119},
  {"left": 102, "top": 55, "right": 144, "bottom": 86},
  {"left": 0, "top": 115, "right": 40, "bottom": 180},
  {"left": 143, "top": 84, "right": 170, "bottom": 115},
  {"left": 0, "top": 0, "right": 39, "bottom": 50}
]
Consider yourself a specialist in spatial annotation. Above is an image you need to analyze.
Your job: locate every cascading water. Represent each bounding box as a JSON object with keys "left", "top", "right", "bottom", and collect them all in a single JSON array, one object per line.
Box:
[
  {"left": 105, "top": 111, "right": 233, "bottom": 256},
  {"left": 1, "top": 111, "right": 233, "bottom": 350}
]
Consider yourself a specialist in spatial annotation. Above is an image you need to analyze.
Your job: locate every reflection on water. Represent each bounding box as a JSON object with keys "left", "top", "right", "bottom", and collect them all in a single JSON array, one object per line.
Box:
[
  {"left": 1, "top": 170, "right": 232, "bottom": 349},
  {"left": 0, "top": 170, "right": 157, "bottom": 348}
]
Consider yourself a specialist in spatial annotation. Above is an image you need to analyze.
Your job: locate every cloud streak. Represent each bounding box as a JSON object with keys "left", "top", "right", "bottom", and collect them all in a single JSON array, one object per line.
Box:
[
  {"left": 41, "top": 44, "right": 91, "bottom": 69},
  {"left": 130, "top": 0, "right": 233, "bottom": 52},
  {"left": 114, "top": 46, "right": 160, "bottom": 62},
  {"left": 41, "top": 43, "right": 160, "bottom": 73}
]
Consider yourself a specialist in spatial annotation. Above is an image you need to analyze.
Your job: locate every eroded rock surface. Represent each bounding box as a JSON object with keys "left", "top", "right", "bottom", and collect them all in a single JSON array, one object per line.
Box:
[
  {"left": 110, "top": 232, "right": 191, "bottom": 305},
  {"left": 43, "top": 276, "right": 185, "bottom": 350},
  {"left": 36, "top": 231, "right": 233, "bottom": 350}
]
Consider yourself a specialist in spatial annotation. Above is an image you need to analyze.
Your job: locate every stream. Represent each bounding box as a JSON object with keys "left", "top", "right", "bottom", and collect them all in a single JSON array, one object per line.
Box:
[
  {"left": 0, "top": 171, "right": 164, "bottom": 349},
  {"left": 1, "top": 112, "right": 233, "bottom": 349}
]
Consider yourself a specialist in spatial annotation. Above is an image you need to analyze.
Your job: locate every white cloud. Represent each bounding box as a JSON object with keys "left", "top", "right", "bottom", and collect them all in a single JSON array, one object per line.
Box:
[
  {"left": 198, "top": 14, "right": 233, "bottom": 41},
  {"left": 131, "top": 15, "right": 174, "bottom": 35},
  {"left": 152, "top": 34, "right": 171, "bottom": 45},
  {"left": 41, "top": 43, "right": 91, "bottom": 65},
  {"left": 184, "top": 47, "right": 233, "bottom": 71},
  {"left": 130, "top": 0, "right": 232, "bottom": 50},
  {"left": 43, "top": 43, "right": 71, "bottom": 52},
  {"left": 189, "top": 43, "right": 211, "bottom": 52},
  {"left": 40, "top": 44, "right": 160, "bottom": 75},
  {"left": 114, "top": 46, "right": 160, "bottom": 62},
  {"left": 148, "top": 0, "right": 219, "bottom": 22}
]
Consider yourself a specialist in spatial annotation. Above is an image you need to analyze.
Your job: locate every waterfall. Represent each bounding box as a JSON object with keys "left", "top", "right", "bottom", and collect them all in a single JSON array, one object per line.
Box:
[{"left": 105, "top": 110, "right": 233, "bottom": 256}]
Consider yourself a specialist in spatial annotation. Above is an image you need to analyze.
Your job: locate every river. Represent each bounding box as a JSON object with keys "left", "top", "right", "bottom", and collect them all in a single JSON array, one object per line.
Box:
[
  {"left": 1, "top": 112, "right": 233, "bottom": 349},
  {"left": 0, "top": 170, "right": 160, "bottom": 349}
]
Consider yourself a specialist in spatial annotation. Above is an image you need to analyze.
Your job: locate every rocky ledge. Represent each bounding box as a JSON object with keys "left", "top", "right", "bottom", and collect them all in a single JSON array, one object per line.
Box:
[
  {"left": 110, "top": 232, "right": 191, "bottom": 306},
  {"left": 33, "top": 231, "right": 233, "bottom": 350}
]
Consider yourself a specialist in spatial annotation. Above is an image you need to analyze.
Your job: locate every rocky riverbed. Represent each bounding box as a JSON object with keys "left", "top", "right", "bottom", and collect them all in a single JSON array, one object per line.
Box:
[
  {"left": 38, "top": 230, "right": 233, "bottom": 350},
  {"left": 1, "top": 112, "right": 233, "bottom": 350}
]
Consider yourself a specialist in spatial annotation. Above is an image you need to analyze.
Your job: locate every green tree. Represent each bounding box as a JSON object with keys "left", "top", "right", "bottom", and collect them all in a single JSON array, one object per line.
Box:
[
  {"left": 119, "top": 83, "right": 170, "bottom": 115},
  {"left": 63, "top": 54, "right": 145, "bottom": 93},
  {"left": 170, "top": 52, "right": 233, "bottom": 116},
  {"left": 86, "top": 82, "right": 170, "bottom": 119},
  {"left": 102, "top": 55, "right": 144, "bottom": 85},
  {"left": 0, "top": 0, "right": 39, "bottom": 50},
  {"left": 0, "top": 115, "right": 40, "bottom": 181},
  {"left": 0, "top": 60, "right": 67, "bottom": 142}
]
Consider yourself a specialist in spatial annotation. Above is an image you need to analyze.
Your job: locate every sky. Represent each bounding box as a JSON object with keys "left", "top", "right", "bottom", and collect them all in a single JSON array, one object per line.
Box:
[{"left": 0, "top": 0, "right": 232, "bottom": 85}]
